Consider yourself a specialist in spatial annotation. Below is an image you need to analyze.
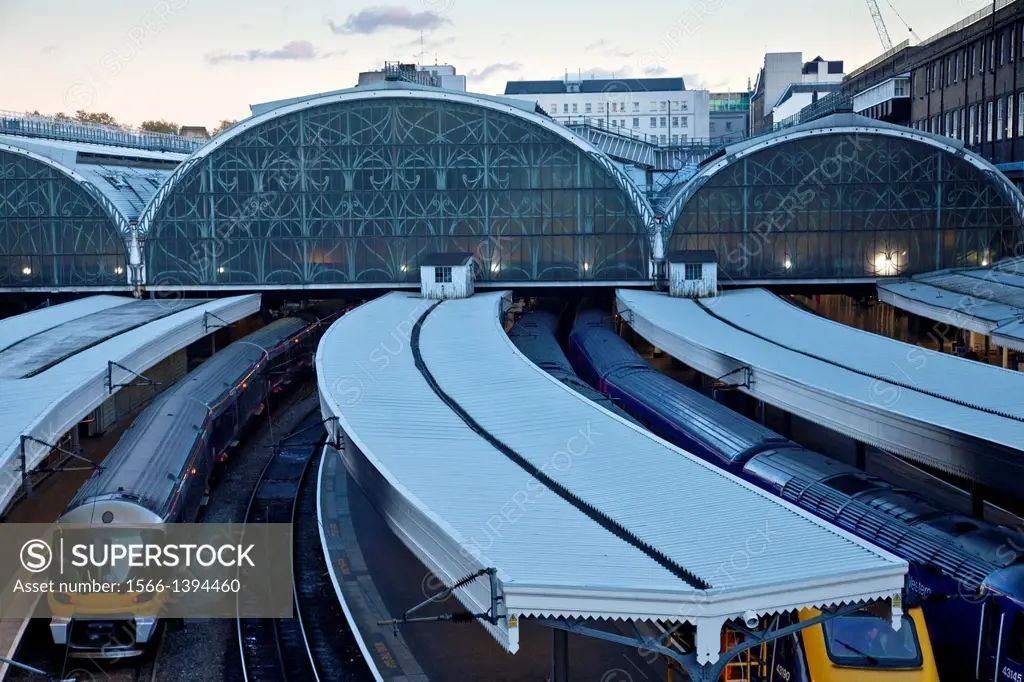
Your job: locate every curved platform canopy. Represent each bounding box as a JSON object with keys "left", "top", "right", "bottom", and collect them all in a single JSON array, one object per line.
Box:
[
  {"left": 317, "top": 291, "right": 906, "bottom": 666},
  {"left": 0, "top": 135, "right": 187, "bottom": 290},
  {"left": 878, "top": 257, "right": 1024, "bottom": 352},
  {"left": 0, "top": 294, "right": 260, "bottom": 514},
  {"left": 136, "top": 82, "right": 656, "bottom": 289},
  {"left": 659, "top": 113, "right": 1024, "bottom": 282},
  {"left": 617, "top": 287, "right": 1024, "bottom": 495}
]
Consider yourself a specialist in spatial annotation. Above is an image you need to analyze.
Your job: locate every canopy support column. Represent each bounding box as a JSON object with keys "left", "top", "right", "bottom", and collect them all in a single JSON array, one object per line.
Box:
[{"left": 551, "top": 629, "right": 569, "bottom": 682}]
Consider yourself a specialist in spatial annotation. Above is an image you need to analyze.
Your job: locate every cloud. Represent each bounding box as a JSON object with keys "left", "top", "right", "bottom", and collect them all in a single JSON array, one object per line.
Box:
[
  {"left": 584, "top": 40, "right": 635, "bottom": 58},
  {"left": 327, "top": 6, "right": 451, "bottom": 35},
  {"left": 644, "top": 65, "right": 669, "bottom": 76},
  {"left": 40, "top": 45, "right": 57, "bottom": 55},
  {"left": 206, "top": 40, "right": 323, "bottom": 64},
  {"left": 468, "top": 62, "right": 522, "bottom": 81}
]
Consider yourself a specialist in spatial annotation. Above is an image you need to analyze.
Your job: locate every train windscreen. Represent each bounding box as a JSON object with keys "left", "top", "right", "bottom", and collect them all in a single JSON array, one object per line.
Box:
[{"left": 822, "top": 612, "right": 923, "bottom": 669}]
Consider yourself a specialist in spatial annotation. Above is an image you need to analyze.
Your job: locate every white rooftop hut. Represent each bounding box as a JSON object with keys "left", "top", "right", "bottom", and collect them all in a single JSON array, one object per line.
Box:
[
  {"left": 420, "top": 252, "right": 476, "bottom": 300},
  {"left": 668, "top": 250, "right": 718, "bottom": 298}
]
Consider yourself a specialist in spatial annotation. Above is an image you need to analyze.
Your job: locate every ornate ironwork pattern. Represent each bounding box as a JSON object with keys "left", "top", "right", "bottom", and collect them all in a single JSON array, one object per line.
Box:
[
  {"left": 0, "top": 148, "right": 127, "bottom": 287},
  {"left": 144, "top": 98, "right": 650, "bottom": 286},
  {"left": 668, "top": 133, "right": 1024, "bottom": 280}
]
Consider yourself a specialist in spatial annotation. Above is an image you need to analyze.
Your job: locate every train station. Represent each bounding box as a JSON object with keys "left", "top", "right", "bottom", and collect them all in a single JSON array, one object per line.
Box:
[{"left": 5, "top": 1, "right": 1024, "bottom": 680}]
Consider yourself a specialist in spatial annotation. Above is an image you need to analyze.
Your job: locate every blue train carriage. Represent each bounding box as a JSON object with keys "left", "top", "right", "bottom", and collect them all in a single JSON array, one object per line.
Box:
[
  {"left": 48, "top": 312, "right": 328, "bottom": 657},
  {"left": 561, "top": 311, "right": 950, "bottom": 675}
]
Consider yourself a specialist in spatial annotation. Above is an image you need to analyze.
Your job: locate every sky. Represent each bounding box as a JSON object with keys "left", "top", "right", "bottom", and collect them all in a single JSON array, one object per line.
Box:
[{"left": 0, "top": 0, "right": 996, "bottom": 130}]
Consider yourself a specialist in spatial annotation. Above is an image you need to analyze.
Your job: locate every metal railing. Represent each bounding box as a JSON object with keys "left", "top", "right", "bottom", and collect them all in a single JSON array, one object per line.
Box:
[
  {"left": 772, "top": 90, "right": 854, "bottom": 130},
  {"left": 0, "top": 110, "right": 203, "bottom": 154}
]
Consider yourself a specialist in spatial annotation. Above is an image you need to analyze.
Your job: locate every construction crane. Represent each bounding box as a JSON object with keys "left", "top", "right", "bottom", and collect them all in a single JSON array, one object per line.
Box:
[{"left": 865, "top": 0, "right": 894, "bottom": 52}]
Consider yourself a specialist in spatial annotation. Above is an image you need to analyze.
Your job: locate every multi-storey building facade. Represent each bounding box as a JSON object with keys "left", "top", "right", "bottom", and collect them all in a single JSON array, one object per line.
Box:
[
  {"left": 503, "top": 77, "right": 711, "bottom": 144},
  {"left": 709, "top": 92, "right": 750, "bottom": 143},
  {"left": 821, "top": 0, "right": 1024, "bottom": 165},
  {"left": 750, "top": 53, "right": 844, "bottom": 134}
]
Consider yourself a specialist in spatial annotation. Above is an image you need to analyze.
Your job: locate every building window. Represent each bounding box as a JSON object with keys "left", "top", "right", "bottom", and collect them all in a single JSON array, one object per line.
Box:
[
  {"left": 725, "top": 121, "right": 733, "bottom": 130},
  {"left": 945, "top": 112, "right": 951, "bottom": 137},
  {"left": 650, "top": 117, "right": 657, "bottom": 128},
  {"left": 660, "top": 117, "right": 667, "bottom": 128},
  {"left": 973, "top": 44, "right": 978, "bottom": 74},
  {"left": 631, "top": 117, "right": 638, "bottom": 127},
  {"left": 621, "top": 119, "right": 626, "bottom": 128},
  {"left": 969, "top": 104, "right": 977, "bottom": 144},
  {"left": 681, "top": 102, "right": 689, "bottom": 111},
  {"left": 585, "top": 103, "right": 592, "bottom": 113},
  {"left": 1013, "top": 26, "right": 1017, "bottom": 62},
  {"left": 598, "top": 102, "right": 605, "bottom": 113},
  {"left": 954, "top": 54, "right": 960, "bottom": 83},
  {"left": 1000, "top": 33, "right": 1006, "bottom": 66},
  {"left": 660, "top": 134, "right": 667, "bottom": 144},
  {"left": 563, "top": 104, "right": 569, "bottom": 113},
  {"left": 611, "top": 102, "right": 617, "bottom": 112},
  {"left": 988, "top": 100, "right": 994, "bottom": 141},
  {"left": 672, "top": 116, "right": 679, "bottom": 127},
  {"left": 659, "top": 101, "right": 667, "bottom": 112},
  {"left": 961, "top": 107, "right": 967, "bottom": 140},
  {"left": 551, "top": 103, "right": 557, "bottom": 111},
  {"left": 963, "top": 48, "right": 969, "bottom": 79},
  {"left": 947, "top": 56, "right": 953, "bottom": 85},
  {"left": 1008, "top": 96, "right": 1014, "bottom": 139},
  {"left": 434, "top": 266, "right": 453, "bottom": 284},
  {"left": 597, "top": 119, "right": 605, "bottom": 128},
  {"left": 1019, "top": 93, "right": 1024, "bottom": 137},
  {"left": 572, "top": 103, "right": 578, "bottom": 113},
  {"left": 672, "top": 134, "right": 679, "bottom": 144},
  {"left": 991, "top": 37, "right": 996, "bottom": 70},
  {"left": 650, "top": 102, "right": 658, "bottom": 111},
  {"left": 633, "top": 102, "right": 640, "bottom": 112},
  {"left": 684, "top": 264, "right": 702, "bottom": 281},
  {"left": 953, "top": 109, "right": 959, "bottom": 140}
]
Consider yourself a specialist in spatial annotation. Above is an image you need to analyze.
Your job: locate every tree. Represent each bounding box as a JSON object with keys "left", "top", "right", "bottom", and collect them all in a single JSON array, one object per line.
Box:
[
  {"left": 140, "top": 119, "right": 179, "bottom": 134},
  {"left": 24, "top": 109, "right": 41, "bottom": 117},
  {"left": 74, "top": 110, "right": 118, "bottom": 126},
  {"left": 212, "top": 119, "right": 239, "bottom": 135},
  {"left": 54, "top": 112, "right": 69, "bottom": 119}
]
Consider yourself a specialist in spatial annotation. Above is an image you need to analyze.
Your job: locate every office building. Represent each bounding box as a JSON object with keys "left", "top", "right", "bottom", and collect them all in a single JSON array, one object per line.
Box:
[{"left": 504, "top": 76, "right": 711, "bottom": 144}]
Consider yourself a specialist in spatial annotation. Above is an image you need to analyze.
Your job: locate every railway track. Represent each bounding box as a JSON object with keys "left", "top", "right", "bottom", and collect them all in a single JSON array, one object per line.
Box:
[{"left": 236, "top": 409, "right": 373, "bottom": 682}]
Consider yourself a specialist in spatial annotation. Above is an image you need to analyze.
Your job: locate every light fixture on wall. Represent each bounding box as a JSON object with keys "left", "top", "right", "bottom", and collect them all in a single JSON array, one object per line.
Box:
[
  {"left": 114, "top": 266, "right": 124, "bottom": 275},
  {"left": 217, "top": 266, "right": 225, "bottom": 274},
  {"left": 583, "top": 263, "right": 590, "bottom": 272},
  {"left": 784, "top": 257, "right": 792, "bottom": 270},
  {"left": 874, "top": 251, "right": 901, "bottom": 277},
  {"left": 400, "top": 264, "right": 408, "bottom": 272},
  {"left": 20, "top": 266, "right": 31, "bottom": 276},
  {"left": 490, "top": 262, "right": 500, "bottom": 273}
]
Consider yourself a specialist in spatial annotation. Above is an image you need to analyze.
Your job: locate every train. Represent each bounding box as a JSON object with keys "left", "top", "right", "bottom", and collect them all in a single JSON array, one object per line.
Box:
[
  {"left": 556, "top": 306, "right": 1024, "bottom": 682},
  {"left": 47, "top": 307, "right": 335, "bottom": 658},
  {"left": 507, "top": 308, "right": 944, "bottom": 681}
]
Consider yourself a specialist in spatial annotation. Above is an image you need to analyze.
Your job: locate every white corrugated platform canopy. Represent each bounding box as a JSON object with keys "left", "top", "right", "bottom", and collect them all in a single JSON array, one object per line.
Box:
[
  {"left": 317, "top": 291, "right": 907, "bottom": 666},
  {"left": 617, "top": 287, "right": 1024, "bottom": 493},
  {"left": 0, "top": 294, "right": 260, "bottom": 514}
]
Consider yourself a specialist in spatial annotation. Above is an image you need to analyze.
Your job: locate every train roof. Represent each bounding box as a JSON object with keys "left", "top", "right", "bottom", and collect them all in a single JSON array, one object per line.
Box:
[
  {"left": 570, "top": 308, "right": 788, "bottom": 462},
  {"left": 65, "top": 317, "right": 311, "bottom": 519},
  {"left": 746, "top": 448, "right": 1022, "bottom": 587},
  {"left": 509, "top": 310, "right": 641, "bottom": 426}
]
